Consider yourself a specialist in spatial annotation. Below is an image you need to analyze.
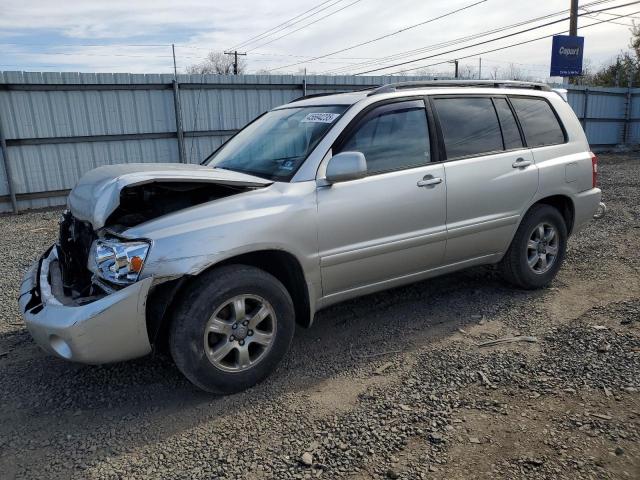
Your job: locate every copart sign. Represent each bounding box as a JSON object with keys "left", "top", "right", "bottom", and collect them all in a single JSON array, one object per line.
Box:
[{"left": 550, "top": 35, "right": 584, "bottom": 77}]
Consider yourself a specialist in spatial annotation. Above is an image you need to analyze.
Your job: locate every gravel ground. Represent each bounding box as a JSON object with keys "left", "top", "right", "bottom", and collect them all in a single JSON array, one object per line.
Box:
[{"left": 0, "top": 153, "right": 638, "bottom": 480}]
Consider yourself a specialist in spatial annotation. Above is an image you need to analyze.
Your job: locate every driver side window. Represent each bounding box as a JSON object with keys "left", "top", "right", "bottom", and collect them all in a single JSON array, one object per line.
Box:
[{"left": 337, "top": 100, "right": 431, "bottom": 175}]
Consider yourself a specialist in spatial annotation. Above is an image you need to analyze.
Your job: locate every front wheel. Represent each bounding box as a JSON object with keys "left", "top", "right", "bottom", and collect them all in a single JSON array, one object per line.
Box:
[
  {"left": 500, "top": 204, "right": 568, "bottom": 289},
  {"left": 169, "top": 265, "right": 295, "bottom": 394}
]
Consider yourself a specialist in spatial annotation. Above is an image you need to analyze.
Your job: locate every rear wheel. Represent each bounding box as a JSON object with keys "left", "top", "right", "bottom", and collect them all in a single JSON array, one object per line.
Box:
[
  {"left": 169, "top": 265, "right": 295, "bottom": 394},
  {"left": 500, "top": 204, "right": 568, "bottom": 289}
]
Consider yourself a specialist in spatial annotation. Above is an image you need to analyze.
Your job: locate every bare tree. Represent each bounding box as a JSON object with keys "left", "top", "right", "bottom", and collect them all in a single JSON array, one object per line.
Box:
[
  {"left": 459, "top": 64, "right": 477, "bottom": 79},
  {"left": 414, "top": 68, "right": 433, "bottom": 77},
  {"left": 186, "top": 51, "right": 247, "bottom": 75},
  {"left": 489, "top": 65, "right": 501, "bottom": 79},
  {"left": 505, "top": 63, "right": 522, "bottom": 80}
]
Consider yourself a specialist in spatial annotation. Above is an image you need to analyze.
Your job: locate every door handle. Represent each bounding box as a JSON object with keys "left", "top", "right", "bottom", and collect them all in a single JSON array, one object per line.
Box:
[
  {"left": 512, "top": 158, "right": 532, "bottom": 168},
  {"left": 417, "top": 176, "right": 443, "bottom": 187}
]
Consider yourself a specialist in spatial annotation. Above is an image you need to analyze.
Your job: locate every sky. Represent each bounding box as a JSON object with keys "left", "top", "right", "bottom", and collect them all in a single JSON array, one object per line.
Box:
[{"left": 0, "top": 0, "right": 636, "bottom": 80}]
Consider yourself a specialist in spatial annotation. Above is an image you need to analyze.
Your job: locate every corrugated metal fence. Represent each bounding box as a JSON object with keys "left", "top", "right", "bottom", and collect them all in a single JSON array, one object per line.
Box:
[
  {"left": 0, "top": 71, "right": 637, "bottom": 213},
  {"left": 564, "top": 85, "right": 635, "bottom": 148}
]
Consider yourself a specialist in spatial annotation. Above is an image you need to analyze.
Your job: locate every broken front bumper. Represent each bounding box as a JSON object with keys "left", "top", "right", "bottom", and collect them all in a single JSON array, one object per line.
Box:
[{"left": 18, "top": 247, "right": 153, "bottom": 364}]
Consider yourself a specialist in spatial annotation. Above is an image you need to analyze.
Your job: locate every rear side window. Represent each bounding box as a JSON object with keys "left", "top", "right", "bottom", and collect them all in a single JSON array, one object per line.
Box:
[
  {"left": 338, "top": 101, "right": 430, "bottom": 174},
  {"left": 510, "top": 97, "right": 565, "bottom": 147},
  {"left": 433, "top": 97, "right": 503, "bottom": 159},
  {"left": 493, "top": 98, "right": 523, "bottom": 150}
]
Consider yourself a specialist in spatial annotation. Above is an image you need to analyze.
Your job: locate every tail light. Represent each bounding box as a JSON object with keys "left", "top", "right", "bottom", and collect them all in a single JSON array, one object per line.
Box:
[{"left": 591, "top": 153, "right": 598, "bottom": 188}]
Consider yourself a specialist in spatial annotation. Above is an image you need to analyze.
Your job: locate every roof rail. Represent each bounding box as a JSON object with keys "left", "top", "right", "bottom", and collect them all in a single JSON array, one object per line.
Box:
[
  {"left": 367, "top": 80, "right": 551, "bottom": 96},
  {"left": 290, "top": 86, "right": 379, "bottom": 103},
  {"left": 289, "top": 92, "right": 341, "bottom": 103}
]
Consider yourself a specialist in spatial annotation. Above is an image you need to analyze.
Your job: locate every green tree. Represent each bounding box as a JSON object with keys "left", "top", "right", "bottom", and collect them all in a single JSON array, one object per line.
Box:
[{"left": 581, "top": 23, "right": 640, "bottom": 87}]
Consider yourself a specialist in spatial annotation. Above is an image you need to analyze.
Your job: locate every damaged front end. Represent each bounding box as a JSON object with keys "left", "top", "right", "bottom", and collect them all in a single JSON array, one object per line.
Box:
[
  {"left": 58, "top": 167, "right": 270, "bottom": 298},
  {"left": 20, "top": 163, "right": 274, "bottom": 363}
]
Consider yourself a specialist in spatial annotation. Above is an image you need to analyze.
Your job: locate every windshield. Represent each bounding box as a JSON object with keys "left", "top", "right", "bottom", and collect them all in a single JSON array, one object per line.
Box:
[{"left": 206, "top": 105, "right": 348, "bottom": 181}]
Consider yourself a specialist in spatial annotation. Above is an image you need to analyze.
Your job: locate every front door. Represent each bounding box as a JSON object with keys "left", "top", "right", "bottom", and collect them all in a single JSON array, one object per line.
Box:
[{"left": 316, "top": 99, "right": 447, "bottom": 297}]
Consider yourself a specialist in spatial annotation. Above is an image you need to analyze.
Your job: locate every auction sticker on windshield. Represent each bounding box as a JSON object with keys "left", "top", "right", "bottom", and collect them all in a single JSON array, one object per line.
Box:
[{"left": 301, "top": 113, "right": 340, "bottom": 123}]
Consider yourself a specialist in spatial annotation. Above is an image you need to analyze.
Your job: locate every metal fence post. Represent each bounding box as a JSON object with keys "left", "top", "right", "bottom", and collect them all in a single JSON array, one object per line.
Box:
[
  {"left": 623, "top": 68, "right": 634, "bottom": 145},
  {"left": 0, "top": 117, "right": 18, "bottom": 213},
  {"left": 172, "top": 79, "right": 187, "bottom": 163},
  {"left": 581, "top": 88, "right": 589, "bottom": 131}
]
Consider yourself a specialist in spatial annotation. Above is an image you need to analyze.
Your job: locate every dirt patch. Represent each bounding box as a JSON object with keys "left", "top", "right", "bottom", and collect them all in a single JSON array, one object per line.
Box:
[
  {"left": 0, "top": 153, "right": 638, "bottom": 479},
  {"left": 443, "top": 391, "right": 640, "bottom": 480}
]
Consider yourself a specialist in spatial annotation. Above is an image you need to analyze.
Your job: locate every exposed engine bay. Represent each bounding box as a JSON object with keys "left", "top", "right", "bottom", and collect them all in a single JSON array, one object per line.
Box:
[{"left": 106, "top": 181, "right": 256, "bottom": 230}]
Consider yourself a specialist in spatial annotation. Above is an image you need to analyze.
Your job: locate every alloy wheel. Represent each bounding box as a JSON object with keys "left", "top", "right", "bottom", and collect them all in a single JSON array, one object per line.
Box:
[
  {"left": 526, "top": 222, "right": 559, "bottom": 274},
  {"left": 203, "top": 294, "right": 277, "bottom": 372}
]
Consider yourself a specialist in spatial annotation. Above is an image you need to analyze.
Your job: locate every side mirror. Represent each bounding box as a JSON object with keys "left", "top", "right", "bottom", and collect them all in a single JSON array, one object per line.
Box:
[{"left": 325, "top": 151, "right": 367, "bottom": 184}]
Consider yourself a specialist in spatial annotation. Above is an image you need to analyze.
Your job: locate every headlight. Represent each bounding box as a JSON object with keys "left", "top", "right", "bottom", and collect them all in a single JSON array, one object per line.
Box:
[{"left": 90, "top": 238, "right": 150, "bottom": 285}]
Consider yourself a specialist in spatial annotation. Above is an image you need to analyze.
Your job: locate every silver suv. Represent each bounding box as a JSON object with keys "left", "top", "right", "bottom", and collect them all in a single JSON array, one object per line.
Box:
[{"left": 19, "top": 81, "right": 605, "bottom": 393}]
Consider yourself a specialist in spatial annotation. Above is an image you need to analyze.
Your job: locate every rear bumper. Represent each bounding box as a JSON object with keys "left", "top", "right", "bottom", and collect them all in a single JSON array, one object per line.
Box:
[
  {"left": 18, "top": 246, "right": 153, "bottom": 364},
  {"left": 572, "top": 188, "right": 603, "bottom": 234}
]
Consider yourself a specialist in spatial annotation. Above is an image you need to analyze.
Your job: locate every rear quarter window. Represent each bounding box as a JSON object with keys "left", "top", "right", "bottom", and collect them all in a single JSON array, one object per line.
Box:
[{"left": 510, "top": 97, "right": 565, "bottom": 147}]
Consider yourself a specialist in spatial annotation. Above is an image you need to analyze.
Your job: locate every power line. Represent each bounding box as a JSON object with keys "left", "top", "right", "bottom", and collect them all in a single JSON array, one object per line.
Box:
[
  {"left": 323, "top": 0, "right": 617, "bottom": 74},
  {"left": 245, "top": 0, "right": 366, "bottom": 52},
  {"left": 383, "top": 9, "right": 640, "bottom": 76},
  {"left": 263, "top": 0, "right": 487, "bottom": 72},
  {"left": 353, "top": 1, "right": 640, "bottom": 75},
  {"left": 580, "top": 6, "right": 640, "bottom": 19},
  {"left": 227, "top": 0, "right": 342, "bottom": 50},
  {"left": 584, "top": 14, "right": 633, "bottom": 25},
  {"left": 324, "top": 12, "right": 571, "bottom": 74},
  {"left": 250, "top": 51, "right": 381, "bottom": 60},
  {"left": 0, "top": 42, "right": 381, "bottom": 62},
  {"left": 249, "top": 57, "right": 380, "bottom": 65}
]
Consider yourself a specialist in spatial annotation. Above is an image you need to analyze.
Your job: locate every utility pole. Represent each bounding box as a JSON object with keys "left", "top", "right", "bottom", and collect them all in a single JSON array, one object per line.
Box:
[
  {"left": 566, "top": 0, "right": 579, "bottom": 85},
  {"left": 569, "top": 0, "right": 578, "bottom": 37},
  {"left": 478, "top": 57, "right": 482, "bottom": 79},
  {"left": 454, "top": 59, "right": 459, "bottom": 79},
  {"left": 224, "top": 50, "right": 247, "bottom": 75}
]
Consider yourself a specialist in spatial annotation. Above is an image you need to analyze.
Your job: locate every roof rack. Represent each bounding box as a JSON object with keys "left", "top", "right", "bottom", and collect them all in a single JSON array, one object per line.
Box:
[
  {"left": 367, "top": 80, "right": 551, "bottom": 96},
  {"left": 290, "top": 86, "right": 379, "bottom": 103},
  {"left": 289, "top": 92, "right": 338, "bottom": 103}
]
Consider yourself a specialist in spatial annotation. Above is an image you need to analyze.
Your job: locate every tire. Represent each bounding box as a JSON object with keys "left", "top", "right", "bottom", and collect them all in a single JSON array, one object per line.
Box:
[
  {"left": 169, "top": 264, "right": 295, "bottom": 394},
  {"left": 499, "top": 204, "right": 568, "bottom": 290}
]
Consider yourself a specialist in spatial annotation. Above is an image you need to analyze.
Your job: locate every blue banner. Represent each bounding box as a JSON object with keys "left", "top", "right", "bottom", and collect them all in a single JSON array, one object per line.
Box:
[{"left": 550, "top": 35, "right": 584, "bottom": 77}]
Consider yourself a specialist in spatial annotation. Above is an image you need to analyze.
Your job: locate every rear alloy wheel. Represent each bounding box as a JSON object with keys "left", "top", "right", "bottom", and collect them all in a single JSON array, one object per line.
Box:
[
  {"left": 500, "top": 204, "right": 567, "bottom": 289},
  {"left": 170, "top": 265, "right": 295, "bottom": 394},
  {"left": 526, "top": 222, "right": 561, "bottom": 275}
]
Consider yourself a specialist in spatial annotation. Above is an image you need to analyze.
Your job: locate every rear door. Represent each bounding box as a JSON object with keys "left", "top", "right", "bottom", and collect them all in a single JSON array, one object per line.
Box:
[{"left": 431, "top": 95, "right": 538, "bottom": 263}]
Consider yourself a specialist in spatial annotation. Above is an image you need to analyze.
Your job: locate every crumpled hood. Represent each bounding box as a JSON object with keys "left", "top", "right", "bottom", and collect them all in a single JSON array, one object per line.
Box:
[{"left": 68, "top": 163, "right": 271, "bottom": 229}]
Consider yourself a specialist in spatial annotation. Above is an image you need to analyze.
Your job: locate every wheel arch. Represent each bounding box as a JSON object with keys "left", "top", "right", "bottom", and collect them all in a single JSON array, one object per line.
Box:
[
  {"left": 146, "top": 249, "right": 312, "bottom": 352},
  {"left": 530, "top": 194, "right": 575, "bottom": 236}
]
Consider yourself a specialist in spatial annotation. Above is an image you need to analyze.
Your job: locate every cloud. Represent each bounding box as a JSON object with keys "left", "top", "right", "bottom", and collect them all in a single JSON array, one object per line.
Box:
[{"left": 0, "top": 0, "right": 636, "bottom": 76}]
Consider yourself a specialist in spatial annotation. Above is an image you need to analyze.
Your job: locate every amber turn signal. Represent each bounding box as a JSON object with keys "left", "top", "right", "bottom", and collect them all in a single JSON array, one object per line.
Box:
[{"left": 130, "top": 256, "right": 144, "bottom": 273}]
